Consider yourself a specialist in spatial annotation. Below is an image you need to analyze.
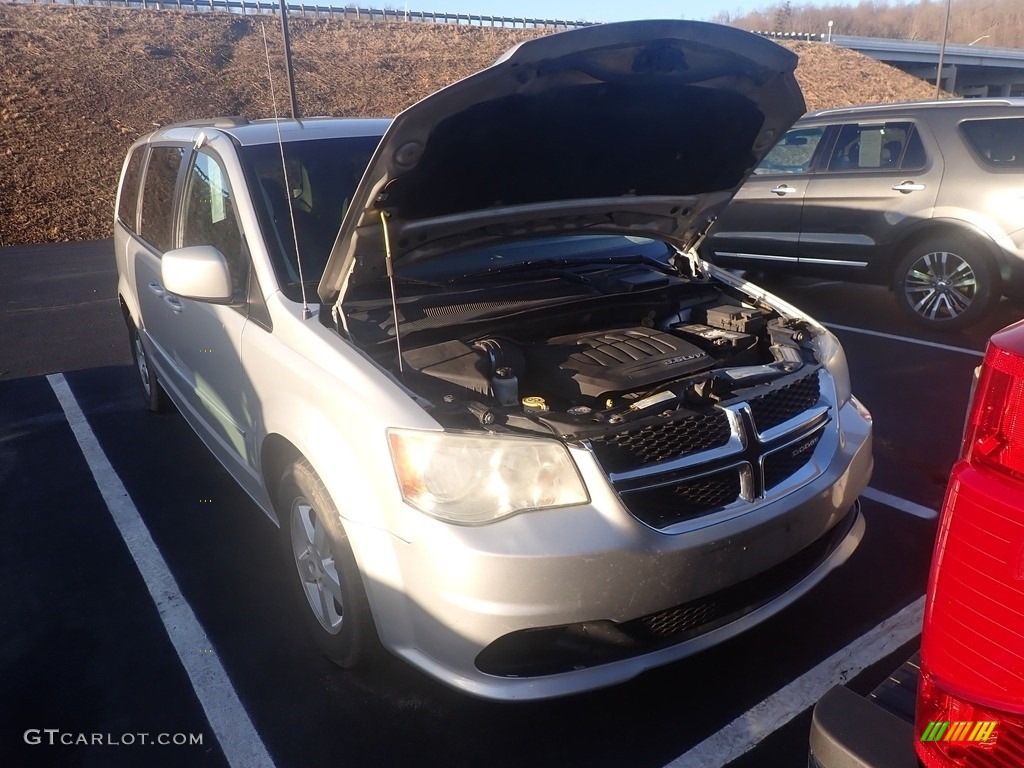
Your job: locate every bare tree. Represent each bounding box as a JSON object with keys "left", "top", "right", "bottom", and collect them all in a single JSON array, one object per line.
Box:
[{"left": 724, "top": 0, "right": 1024, "bottom": 48}]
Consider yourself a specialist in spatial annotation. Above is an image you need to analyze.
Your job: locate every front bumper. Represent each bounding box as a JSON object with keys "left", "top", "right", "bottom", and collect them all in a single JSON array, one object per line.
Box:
[{"left": 348, "top": 396, "right": 872, "bottom": 701}]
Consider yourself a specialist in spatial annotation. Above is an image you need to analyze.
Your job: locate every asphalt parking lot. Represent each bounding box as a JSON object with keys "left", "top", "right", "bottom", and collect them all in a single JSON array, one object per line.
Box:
[{"left": 3, "top": 240, "right": 1021, "bottom": 767}]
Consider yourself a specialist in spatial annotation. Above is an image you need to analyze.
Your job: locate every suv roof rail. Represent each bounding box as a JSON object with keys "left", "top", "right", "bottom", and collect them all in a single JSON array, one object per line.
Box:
[
  {"left": 162, "top": 116, "right": 252, "bottom": 130},
  {"left": 808, "top": 98, "right": 1023, "bottom": 118}
]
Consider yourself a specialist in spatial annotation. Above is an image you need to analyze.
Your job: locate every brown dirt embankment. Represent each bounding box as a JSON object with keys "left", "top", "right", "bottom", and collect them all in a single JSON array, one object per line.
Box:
[{"left": 0, "top": 5, "right": 940, "bottom": 246}]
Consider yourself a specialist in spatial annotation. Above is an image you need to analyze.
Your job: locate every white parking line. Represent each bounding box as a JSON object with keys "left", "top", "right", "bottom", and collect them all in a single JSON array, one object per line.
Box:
[
  {"left": 862, "top": 487, "right": 939, "bottom": 520},
  {"left": 825, "top": 322, "right": 985, "bottom": 358},
  {"left": 664, "top": 596, "right": 925, "bottom": 768},
  {"left": 47, "top": 374, "right": 276, "bottom": 768}
]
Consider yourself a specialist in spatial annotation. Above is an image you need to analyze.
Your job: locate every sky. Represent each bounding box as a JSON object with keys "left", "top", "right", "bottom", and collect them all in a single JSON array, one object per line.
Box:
[{"left": 393, "top": 0, "right": 873, "bottom": 24}]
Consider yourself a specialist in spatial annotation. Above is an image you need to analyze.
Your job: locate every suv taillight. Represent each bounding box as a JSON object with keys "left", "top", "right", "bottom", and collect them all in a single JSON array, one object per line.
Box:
[{"left": 916, "top": 323, "right": 1024, "bottom": 768}]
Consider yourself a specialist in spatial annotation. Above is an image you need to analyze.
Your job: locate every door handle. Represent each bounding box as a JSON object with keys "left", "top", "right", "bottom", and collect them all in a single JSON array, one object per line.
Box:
[
  {"left": 892, "top": 181, "right": 926, "bottom": 193},
  {"left": 147, "top": 282, "right": 166, "bottom": 297},
  {"left": 771, "top": 185, "right": 797, "bottom": 196},
  {"left": 164, "top": 295, "right": 183, "bottom": 313}
]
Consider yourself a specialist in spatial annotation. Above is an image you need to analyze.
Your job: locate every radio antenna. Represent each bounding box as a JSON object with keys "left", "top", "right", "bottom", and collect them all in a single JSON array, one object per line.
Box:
[{"left": 261, "top": 22, "right": 311, "bottom": 319}]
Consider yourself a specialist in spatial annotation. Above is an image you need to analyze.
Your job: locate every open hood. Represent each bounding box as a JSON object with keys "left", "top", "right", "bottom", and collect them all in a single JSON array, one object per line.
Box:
[{"left": 318, "top": 20, "right": 804, "bottom": 306}]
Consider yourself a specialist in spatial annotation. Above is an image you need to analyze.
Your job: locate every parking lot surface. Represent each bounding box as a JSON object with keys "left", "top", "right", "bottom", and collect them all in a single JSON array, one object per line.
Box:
[{"left": 3, "top": 240, "right": 1020, "bottom": 767}]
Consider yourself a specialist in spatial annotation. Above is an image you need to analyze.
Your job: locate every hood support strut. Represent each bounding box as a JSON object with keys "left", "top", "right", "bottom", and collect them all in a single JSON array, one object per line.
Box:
[{"left": 380, "top": 210, "right": 404, "bottom": 376}]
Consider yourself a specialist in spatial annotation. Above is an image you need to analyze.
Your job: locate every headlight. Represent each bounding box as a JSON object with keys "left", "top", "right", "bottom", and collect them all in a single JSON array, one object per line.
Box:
[
  {"left": 387, "top": 429, "right": 589, "bottom": 525},
  {"left": 810, "top": 329, "right": 851, "bottom": 406}
]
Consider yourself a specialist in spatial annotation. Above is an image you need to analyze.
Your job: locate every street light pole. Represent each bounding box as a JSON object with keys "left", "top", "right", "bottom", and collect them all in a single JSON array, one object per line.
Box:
[{"left": 935, "top": 0, "right": 952, "bottom": 99}]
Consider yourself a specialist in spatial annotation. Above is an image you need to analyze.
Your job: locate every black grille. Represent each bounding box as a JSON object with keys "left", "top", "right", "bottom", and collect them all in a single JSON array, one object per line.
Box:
[
  {"left": 618, "top": 468, "right": 741, "bottom": 529},
  {"left": 748, "top": 370, "right": 821, "bottom": 433},
  {"left": 589, "top": 410, "right": 731, "bottom": 474},
  {"left": 763, "top": 431, "right": 824, "bottom": 490},
  {"left": 636, "top": 602, "right": 720, "bottom": 638}
]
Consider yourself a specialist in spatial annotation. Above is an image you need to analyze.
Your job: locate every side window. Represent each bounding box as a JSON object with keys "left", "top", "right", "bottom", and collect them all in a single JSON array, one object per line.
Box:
[
  {"left": 139, "top": 146, "right": 185, "bottom": 253},
  {"left": 901, "top": 127, "right": 927, "bottom": 170},
  {"left": 827, "top": 122, "right": 922, "bottom": 172},
  {"left": 753, "top": 127, "right": 826, "bottom": 175},
  {"left": 961, "top": 118, "right": 1024, "bottom": 168},
  {"left": 117, "top": 147, "right": 145, "bottom": 232},
  {"left": 181, "top": 150, "right": 248, "bottom": 296}
]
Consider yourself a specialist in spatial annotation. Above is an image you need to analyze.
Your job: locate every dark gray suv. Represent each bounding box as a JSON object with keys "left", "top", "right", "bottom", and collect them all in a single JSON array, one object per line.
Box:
[{"left": 705, "top": 99, "right": 1024, "bottom": 330}]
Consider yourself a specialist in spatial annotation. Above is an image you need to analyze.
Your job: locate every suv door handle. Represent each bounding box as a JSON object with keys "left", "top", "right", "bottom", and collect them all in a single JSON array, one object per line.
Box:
[
  {"left": 148, "top": 282, "right": 166, "bottom": 296},
  {"left": 164, "top": 295, "right": 183, "bottom": 313},
  {"left": 892, "top": 181, "right": 926, "bottom": 193},
  {"left": 771, "top": 185, "right": 797, "bottom": 196}
]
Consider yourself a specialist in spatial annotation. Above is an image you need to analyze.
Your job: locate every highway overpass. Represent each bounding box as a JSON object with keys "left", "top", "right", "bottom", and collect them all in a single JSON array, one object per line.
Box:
[{"left": 758, "top": 32, "right": 1024, "bottom": 97}]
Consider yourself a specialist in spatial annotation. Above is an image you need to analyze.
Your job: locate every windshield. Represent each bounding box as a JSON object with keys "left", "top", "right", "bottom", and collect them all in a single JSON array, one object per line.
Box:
[
  {"left": 401, "top": 235, "right": 675, "bottom": 283},
  {"left": 239, "top": 135, "right": 380, "bottom": 301}
]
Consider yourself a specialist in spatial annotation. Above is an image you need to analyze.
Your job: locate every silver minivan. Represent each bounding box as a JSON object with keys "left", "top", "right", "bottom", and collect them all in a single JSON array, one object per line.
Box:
[
  {"left": 114, "top": 21, "right": 872, "bottom": 700},
  {"left": 707, "top": 99, "right": 1024, "bottom": 330}
]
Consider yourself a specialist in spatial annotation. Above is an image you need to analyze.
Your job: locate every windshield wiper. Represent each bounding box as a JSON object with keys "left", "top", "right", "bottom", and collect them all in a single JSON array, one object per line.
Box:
[
  {"left": 452, "top": 254, "right": 678, "bottom": 284},
  {"left": 451, "top": 260, "right": 591, "bottom": 285}
]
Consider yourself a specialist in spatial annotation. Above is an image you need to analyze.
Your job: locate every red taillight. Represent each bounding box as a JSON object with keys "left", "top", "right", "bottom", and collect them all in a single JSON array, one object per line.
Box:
[
  {"left": 916, "top": 324, "right": 1024, "bottom": 767},
  {"left": 963, "top": 338, "right": 1024, "bottom": 483},
  {"left": 916, "top": 670, "right": 1024, "bottom": 767}
]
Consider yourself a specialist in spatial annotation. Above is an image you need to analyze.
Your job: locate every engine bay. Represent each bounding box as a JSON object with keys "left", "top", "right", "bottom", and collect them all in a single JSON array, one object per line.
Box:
[{"left": 345, "top": 259, "right": 826, "bottom": 441}]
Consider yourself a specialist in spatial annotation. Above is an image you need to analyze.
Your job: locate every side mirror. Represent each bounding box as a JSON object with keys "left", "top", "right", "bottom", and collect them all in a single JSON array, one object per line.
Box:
[{"left": 161, "top": 245, "right": 235, "bottom": 304}]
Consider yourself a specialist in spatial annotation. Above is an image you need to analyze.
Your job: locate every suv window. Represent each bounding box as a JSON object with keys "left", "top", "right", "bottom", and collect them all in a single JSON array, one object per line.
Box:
[
  {"left": 139, "top": 146, "right": 185, "bottom": 253},
  {"left": 827, "top": 122, "right": 925, "bottom": 172},
  {"left": 961, "top": 118, "right": 1024, "bottom": 167},
  {"left": 753, "top": 126, "right": 826, "bottom": 175},
  {"left": 118, "top": 147, "right": 145, "bottom": 232},
  {"left": 182, "top": 150, "right": 248, "bottom": 296}
]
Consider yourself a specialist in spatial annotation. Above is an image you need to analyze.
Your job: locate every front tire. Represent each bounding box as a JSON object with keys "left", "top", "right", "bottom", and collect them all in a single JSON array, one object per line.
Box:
[
  {"left": 893, "top": 237, "right": 997, "bottom": 331},
  {"left": 128, "top": 322, "right": 171, "bottom": 412},
  {"left": 278, "top": 458, "right": 380, "bottom": 668}
]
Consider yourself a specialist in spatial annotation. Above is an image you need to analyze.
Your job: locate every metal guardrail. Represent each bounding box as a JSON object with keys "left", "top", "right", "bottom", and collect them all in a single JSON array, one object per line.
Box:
[{"left": 7, "top": 0, "right": 594, "bottom": 29}]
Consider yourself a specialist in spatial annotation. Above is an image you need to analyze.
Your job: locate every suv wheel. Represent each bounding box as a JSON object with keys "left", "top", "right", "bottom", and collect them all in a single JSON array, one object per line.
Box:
[
  {"left": 129, "top": 323, "right": 171, "bottom": 412},
  {"left": 893, "top": 237, "right": 996, "bottom": 331},
  {"left": 279, "top": 458, "right": 380, "bottom": 668}
]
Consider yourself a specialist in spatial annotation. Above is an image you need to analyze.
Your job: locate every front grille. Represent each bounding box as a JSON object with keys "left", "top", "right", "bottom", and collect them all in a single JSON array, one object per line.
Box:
[
  {"left": 635, "top": 601, "right": 720, "bottom": 639},
  {"left": 618, "top": 468, "right": 742, "bottom": 529},
  {"left": 748, "top": 370, "right": 821, "bottom": 433},
  {"left": 763, "top": 431, "right": 824, "bottom": 490},
  {"left": 589, "top": 410, "right": 731, "bottom": 474}
]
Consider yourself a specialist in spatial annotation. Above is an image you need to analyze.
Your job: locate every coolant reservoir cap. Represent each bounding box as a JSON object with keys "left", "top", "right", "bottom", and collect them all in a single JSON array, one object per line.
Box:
[
  {"left": 522, "top": 396, "right": 548, "bottom": 413},
  {"left": 495, "top": 366, "right": 514, "bottom": 379}
]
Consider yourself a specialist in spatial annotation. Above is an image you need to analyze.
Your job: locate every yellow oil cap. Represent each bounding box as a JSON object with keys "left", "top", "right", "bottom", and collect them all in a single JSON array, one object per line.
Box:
[{"left": 521, "top": 396, "right": 548, "bottom": 413}]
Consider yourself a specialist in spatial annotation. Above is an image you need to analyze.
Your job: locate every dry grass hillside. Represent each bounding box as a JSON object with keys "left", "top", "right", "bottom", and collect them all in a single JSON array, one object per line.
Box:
[{"left": 0, "top": 4, "right": 940, "bottom": 246}]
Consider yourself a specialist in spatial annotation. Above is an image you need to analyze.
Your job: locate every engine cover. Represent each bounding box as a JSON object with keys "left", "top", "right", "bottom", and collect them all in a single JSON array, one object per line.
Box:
[{"left": 533, "top": 327, "right": 714, "bottom": 400}]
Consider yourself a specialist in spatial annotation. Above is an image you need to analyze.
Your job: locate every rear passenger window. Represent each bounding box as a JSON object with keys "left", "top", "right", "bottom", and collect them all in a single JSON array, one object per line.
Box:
[
  {"left": 182, "top": 150, "right": 248, "bottom": 296},
  {"left": 827, "top": 122, "right": 924, "bottom": 172},
  {"left": 117, "top": 148, "right": 145, "bottom": 232},
  {"left": 139, "top": 146, "right": 185, "bottom": 253},
  {"left": 961, "top": 118, "right": 1024, "bottom": 167},
  {"left": 754, "top": 126, "right": 826, "bottom": 175}
]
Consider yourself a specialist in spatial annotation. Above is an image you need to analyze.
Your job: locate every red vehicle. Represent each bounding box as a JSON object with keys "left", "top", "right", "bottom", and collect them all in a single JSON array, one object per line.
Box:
[{"left": 810, "top": 319, "right": 1024, "bottom": 767}]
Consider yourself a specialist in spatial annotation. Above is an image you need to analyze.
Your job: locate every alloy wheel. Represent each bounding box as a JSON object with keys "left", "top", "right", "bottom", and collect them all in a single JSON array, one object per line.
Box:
[
  {"left": 290, "top": 499, "right": 345, "bottom": 635},
  {"left": 134, "top": 330, "right": 152, "bottom": 397},
  {"left": 902, "top": 250, "right": 977, "bottom": 322}
]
